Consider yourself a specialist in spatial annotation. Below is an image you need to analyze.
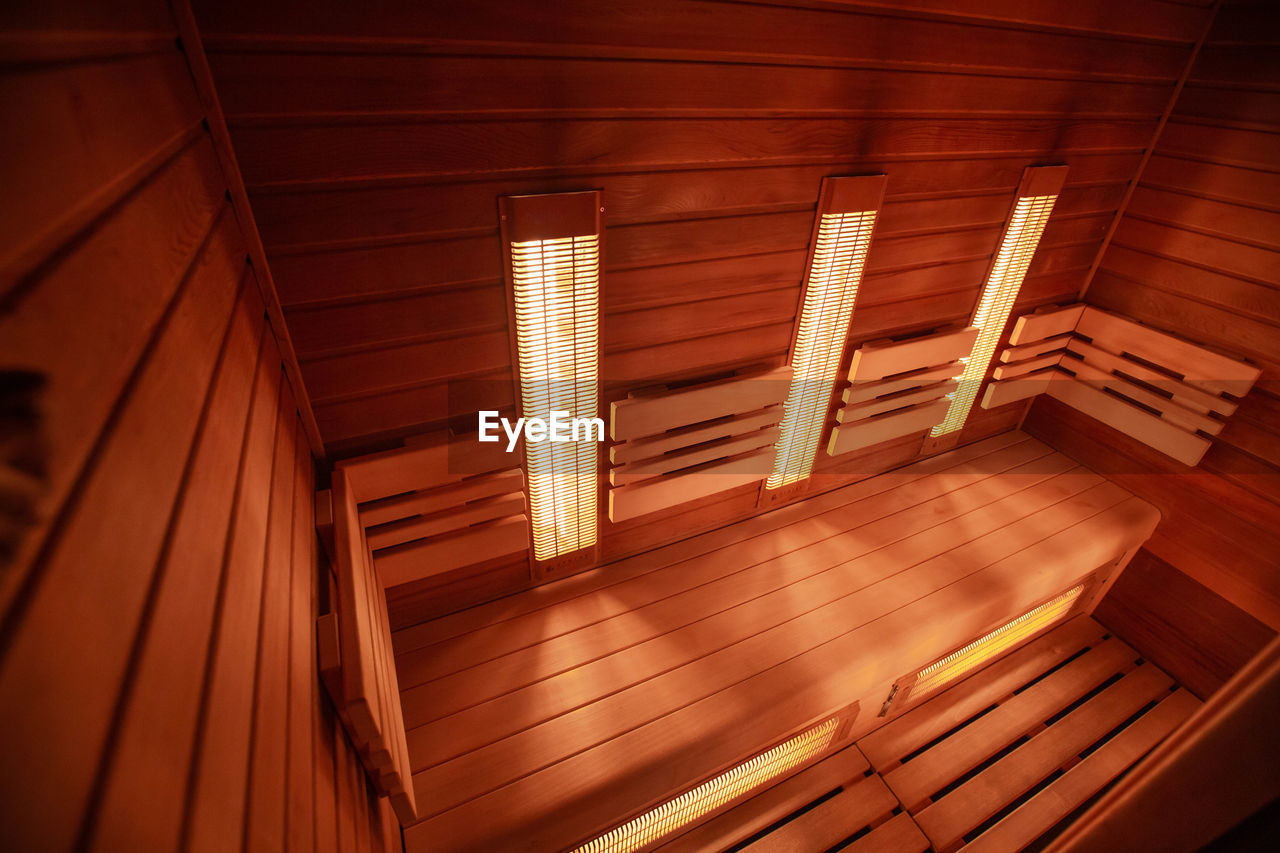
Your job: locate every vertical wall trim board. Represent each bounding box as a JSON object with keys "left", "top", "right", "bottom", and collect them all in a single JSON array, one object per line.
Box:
[
  {"left": 168, "top": 0, "right": 325, "bottom": 456},
  {"left": 1077, "top": 0, "right": 1224, "bottom": 301}
]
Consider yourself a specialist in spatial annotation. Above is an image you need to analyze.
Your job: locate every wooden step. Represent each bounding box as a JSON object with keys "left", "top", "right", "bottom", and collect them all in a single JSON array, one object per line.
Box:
[
  {"left": 883, "top": 635, "right": 1140, "bottom": 808},
  {"left": 743, "top": 774, "right": 899, "bottom": 852},
  {"left": 914, "top": 662, "right": 1178, "bottom": 849},
  {"left": 846, "top": 813, "right": 931, "bottom": 853},
  {"left": 959, "top": 689, "right": 1200, "bottom": 853},
  {"left": 860, "top": 616, "right": 1107, "bottom": 770}
]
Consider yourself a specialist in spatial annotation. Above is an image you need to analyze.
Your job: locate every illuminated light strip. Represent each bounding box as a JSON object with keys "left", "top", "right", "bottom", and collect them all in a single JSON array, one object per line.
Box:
[
  {"left": 911, "top": 583, "right": 1086, "bottom": 701},
  {"left": 572, "top": 717, "right": 840, "bottom": 853},
  {"left": 934, "top": 166, "right": 1066, "bottom": 436},
  {"left": 768, "top": 176, "right": 884, "bottom": 489},
  {"left": 504, "top": 193, "right": 601, "bottom": 561}
]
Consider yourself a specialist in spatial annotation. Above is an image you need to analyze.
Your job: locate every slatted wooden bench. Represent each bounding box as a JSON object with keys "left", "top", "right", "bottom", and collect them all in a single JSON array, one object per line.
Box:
[
  {"left": 982, "top": 304, "right": 1260, "bottom": 466},
  {"left": 829, "top": 325, "right": 977, "bottom": 456},
  {"left": 656, "top": 616, "right": 1196, "bottom": 853},
  {"left": 858, "top": 615, "right": 1199, "bottom": 853},
  {"left": 608, "top": 366, "right": 791, "bottom": 522},
  {"left": 319, "top": 430, "right": 531, "bottom": 588},
  {"left": 390, "top": 431, "right": 1162, "bottom": 851}
]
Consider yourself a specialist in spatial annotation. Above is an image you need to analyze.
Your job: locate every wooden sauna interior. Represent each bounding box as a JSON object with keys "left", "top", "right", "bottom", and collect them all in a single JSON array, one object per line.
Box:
[{"left": 3, "top": 0, "right": 1279, "bottom": 851}]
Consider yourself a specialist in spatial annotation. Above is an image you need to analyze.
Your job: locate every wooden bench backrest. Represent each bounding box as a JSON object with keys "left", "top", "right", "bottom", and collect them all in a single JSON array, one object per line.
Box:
[
  {"left": 320, "top": 468, "right": 418, "bottom": 824},
  {"left": 608, "top": 366, "right": 791, "bottom": 522},
  {"left": 332, "top": 430, "right": 530, "bottom": 588},
  {"left": 828, "top": 326, "right": 978, "bottom": 456},
  {"left": 982, "top": 304, "right": 1261, "bottom": 466}
]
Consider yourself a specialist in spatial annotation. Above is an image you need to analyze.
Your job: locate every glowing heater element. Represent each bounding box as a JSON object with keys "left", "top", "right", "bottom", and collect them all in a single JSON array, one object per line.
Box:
[
  {"left": 768, "top": 176, "right": 885, "bottom": 489},
  {"left": 502, "top": 192, "right": 602, "bottom": 561},
  {"left": 573, "top": 717, "right": 839, "bottom": 853},
  {"left": 934, "top": 166, "right": 1067, "bottom": 436},
  {"left": 911, "top": 583, "right": 1086, "bottom": 702}
]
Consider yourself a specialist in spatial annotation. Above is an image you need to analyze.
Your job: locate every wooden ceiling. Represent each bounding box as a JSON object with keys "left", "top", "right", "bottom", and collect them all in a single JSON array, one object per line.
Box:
[{"left": 192, "top": 0, "right": 1215, "bottom": 456}]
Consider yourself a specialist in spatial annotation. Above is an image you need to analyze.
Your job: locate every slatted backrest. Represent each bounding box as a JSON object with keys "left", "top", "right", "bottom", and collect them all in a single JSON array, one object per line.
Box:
[
  {"left": 323, "top": 469, "right": 418, "bottom": 824},
  {"left": 982, "top": 304, "right": 1261, "bottom": 467},
  {"left": 828, "top": 326, "right": 978, "bottom": 456},
  {"left": 607, "top": 366, "right": 791, "bottom": 522},
  {"left": 334, "top": 429, "right": 531, "bottom": 588}
]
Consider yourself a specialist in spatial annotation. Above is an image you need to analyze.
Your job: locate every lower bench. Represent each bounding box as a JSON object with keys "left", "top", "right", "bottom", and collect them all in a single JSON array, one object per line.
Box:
[{"left": 391, "top": 431, "right": 1160, "bottom": 851}]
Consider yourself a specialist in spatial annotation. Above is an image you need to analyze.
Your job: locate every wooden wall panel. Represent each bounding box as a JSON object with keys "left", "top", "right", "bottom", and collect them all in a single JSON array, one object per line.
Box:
[
  {"left": 190, "top": 0, "right": 1211, "bottom": 615},
  {"left": 1025, "top": 0, "right": 1280, "bottom": 697},
  {"left": 193, "top": 0, "right": 1207, "bottom": 458},
  {"left": 0, "top": 8, "right": 396, "bottom": 853}
]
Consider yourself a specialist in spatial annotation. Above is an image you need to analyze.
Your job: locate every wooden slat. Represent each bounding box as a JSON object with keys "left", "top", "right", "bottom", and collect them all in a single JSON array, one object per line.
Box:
[
  {"left": 1000, "top": 333, "right": 1073, "bottom": 363},
  {"left": 610, "top": 366, "right": 792, "bottom": 441},
  {"left": 0, "top": 52, "right": 204, "bottom": 292},
  {"left": 0, "top": 140, "right": 226, "bottom": 618},
  {"left": 233, "top": 118, "right": 1153, "bottom": 188},
  {"left": 246, "top": 378, "right": 301, "bottom": 850},
  {"left": 332, "top": 469, "right": 384, "bottom": 744},
  {"left": 847, "top": 327, "right": 978, "bottom": 382},
  {"left": 960, "top": 689, "right": 1200, "bottom": 853},
  {"left": 86, "top": 285, "right": 265, "bottom": 853},
  {"left": 860, "top": 616, "right": 1106, "bottom": 769},
  {"left": 375, "top": 515, "right": 530, "bottom": 588},
  {"left": 397, "top": 436, "right": 1050, "bottom": 688},
  {"left": 364, "top": 545, "right": 418, "bottom": 822},
  {"left": 402, "top": 447, "right": 1073, "bottom": 750},
  {"left": 1065, "top": 337, "right": 1237, "bottom": 417},
  {"left": 359, "top": 469, "right": 523, "bottom": 527},
  {"left": 0, "top": 208, "right": 247, "bottom": 853},
  {"left": 845, "top": 362, "right": 964, "bottom": 404},
  {"left": 1067, "top": 358, "right": 1223, "bottom": 436},
  {"left": 846, "top": 813, "right": 931, "bottom": 853},
  {"left": 1009, "top": 304, "right": 1084, "bottom": 345},
  {"left": 884, "top": 636, "right": 1138, "bottom": 808},
  {"left": 366, "top": 493, "right": 527, "bottom": 550},
  {"left": 337, "top": 430, "right": 516, "bottom": 504},
  {"left": 915, "top": 663, "right": 1175, "bottom": 848},
  {"left": 406, "top": 488, "right": 1157, "bottom": 850},
  {"left": 1075, "top": 306, "right": 1261, "bottom": 398},
  {"left": 837, "top": 380, "right": 957, "bottom": 423},
  {"left": 408, "top": 471, "right": 1127, "bottom": 791},
  {"left": 828, "top": 398, "right": 950, "bottom": 456},
  {"left": 610, "top": 406, "right": 782, "bottom": 464},
  {"left": 611, "top": 427, "right": 780, "bottom": 485},
  {"left": 745, "top": 774, "right": 898, "bottom": 852},
  {"left": 609, "top": 446, "right": 775, "bottom": 522},
  {"left": 992, "top": 352, "right": 1065, "bottom": 381},
  {"left": 391, "top": 432, "right": 1033, "bottom": 653},
  {"left": 186, "top": 349, "right": 285, "bottom": 853},
  {"left": 1046, "top": 378, "right": 1211, "bottom": 466},
  {"left": 660, "top": 745, "right": 870, "bottom": 852}
]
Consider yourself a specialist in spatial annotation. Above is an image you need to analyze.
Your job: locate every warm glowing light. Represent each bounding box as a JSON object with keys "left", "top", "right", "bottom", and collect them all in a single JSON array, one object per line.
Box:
[
  {"left": 573, "top": 717, "right": 839, "bottom": 853},
  {"left": 511, "top": 234, "right": 599, "bottom": 560},
  {"left": 933, "top": 192, "right": 1059, "bottom": 436},
  {"left": 768, "top": 210, "right": 878, "bottom": 488},
  {"left": 911, "top": 584, "right": 1085, "bottom": 701}
]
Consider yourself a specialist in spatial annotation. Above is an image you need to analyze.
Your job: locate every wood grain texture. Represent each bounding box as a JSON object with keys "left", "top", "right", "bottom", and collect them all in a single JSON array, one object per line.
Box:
[
  {"left": 1038, "top": 2, "right": 1280, "bottom": 703},
  {"left": 191, "top": 0, "right": 1198, "bottom": 469},
  {"left": 389, "top": 433, "right": 1159, "bottom": 851},
  {"left": 0, "top": 12, "right": 390, "bottom": 852},
  {"left": 856, "top": 615, "right": 1197, "bottom": 853},
  {"left": 184, "top": 0, "right": 1202, "bottom": 608}
]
